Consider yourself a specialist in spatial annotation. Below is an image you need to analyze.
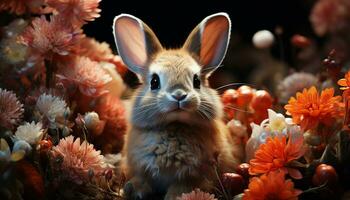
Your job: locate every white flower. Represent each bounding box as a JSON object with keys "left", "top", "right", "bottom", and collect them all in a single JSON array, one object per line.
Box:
[
  {"left": 36, "top": 93, "right": 68, "bottom": 121},
  {"left": 262, "top": 109, "right": 287, "bottom": 132},
  {"left": 15, "top": 121, "right": 44, "bottom": 145},
  {"left": 84, "top": 112, "right": 100, "bottom": 130}
]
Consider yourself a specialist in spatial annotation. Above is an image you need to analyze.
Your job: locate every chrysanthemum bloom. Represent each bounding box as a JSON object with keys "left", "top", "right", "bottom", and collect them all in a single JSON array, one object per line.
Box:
[
  {"left": 15, "top": 121, "right": 44, "bottom": 145},
  {"left": 249, "top": 135, "right": 304, "bottom": 179},
  {"left": 0, "top": 0, "right": 51, "bottom": 15},
  {"left": 57, "top": 56, "right": 112, "bottom": 97},
  {"left": 36, "top": 93, "right": 68, "bottom": 122},
  {"left": 310, "top": 0, "right": 350, "bottom": 36},
  {"left": 0, "top": 88, "right": 24, "bottom": 130},
  {"left": 93, "top": 95, "right": 127, "bottom": 153},
  {"left": 73, "top": 37, "right": 128, "bottom": 76},
  {"left": 243, "top": 170, "right": 302, "bottom": 200},
  {"left": 284, "top": 87, "right": 344, "bottom": 132},
  {"left": 338, "top": 71, "right": 350, "bottom": 97},
  {"left": 19, "top": 15, "right": 82, "bottom": 59},
  {"left": 177, "top": 189, "right": 217, "bottom": 200},
  {"left": 47, "top": 0, "right": 101, "bottom": 27},
  {"left": 51, "top": 135, "right": 107, "bottom": 184},
  {"left": 278, "top": 72, "right": 319, "bottom": 104}
]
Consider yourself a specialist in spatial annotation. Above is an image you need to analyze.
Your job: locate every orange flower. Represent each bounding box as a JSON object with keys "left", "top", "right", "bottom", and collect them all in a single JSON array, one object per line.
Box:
[
  {"left": 249, "top": 135, "right": 304, "bottom": 179},
  {"left": 284, "top": 86, "right": 343, "bottom": 131},
  {"left": 243, "top": 170, "right": 302, "bottom": 200},
  {"left": 338, "top": 71, "right": 350, "bottom": 98}
]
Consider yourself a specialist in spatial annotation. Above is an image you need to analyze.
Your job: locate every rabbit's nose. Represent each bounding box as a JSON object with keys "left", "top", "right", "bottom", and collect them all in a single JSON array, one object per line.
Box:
[{"left": 171, "top": 90, "right": 187, "bottom": 101}]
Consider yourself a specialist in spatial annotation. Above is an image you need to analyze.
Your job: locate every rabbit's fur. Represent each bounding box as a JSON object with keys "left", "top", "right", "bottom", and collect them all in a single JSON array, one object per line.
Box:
[{"left": 113, "top": 13, "right": 242, "bottom": 200}]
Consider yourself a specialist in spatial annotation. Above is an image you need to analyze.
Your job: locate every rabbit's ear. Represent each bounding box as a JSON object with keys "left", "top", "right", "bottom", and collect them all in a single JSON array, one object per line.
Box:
[
  {"left": 113, "top": 14, "right": 163, "bottom": 74},
  {"left": 183, "top": 13, "right": 231, "bottom": 76}
]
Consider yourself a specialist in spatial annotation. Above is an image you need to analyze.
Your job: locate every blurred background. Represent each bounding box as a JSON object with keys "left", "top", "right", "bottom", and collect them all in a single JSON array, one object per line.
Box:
[{"left": 84, "top": 0, "right": 323, "bottom": 93}]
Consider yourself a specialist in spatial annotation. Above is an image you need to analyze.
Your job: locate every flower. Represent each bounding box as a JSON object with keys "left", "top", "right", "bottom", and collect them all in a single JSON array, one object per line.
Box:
[
  {"left": 0, "top": 138, "right": 25, "bottom": 162},
  {"left": 93, "top": 95, "right": 127, "bottom": 152},
  {"left": 19, "top": 15, "right": 82, "bottom": 59},
  {"left": 278, "top": 72, "right": 319, "bottom": 104},
  {"left": 47, "top": 0, "right": 101, "bottom": 27},
  {"left": 0, "top": 0, "right": 51, "bottom": 15},
  {"left": 83, "top": 112, "right": 105, "bottom": 136},
  {"left": 338, "top": 71, "right": 350, "bottom": 99},
  {"left": 243, "top": 170, "right": 302, "bottom": 200},
  {"left": 15, "top": 121, "right": 44, "bottom": 145},
  {"left": 245, "top": 109, "right": 300, "bottom": 162},
  {"left": 57, "top": 56, "right": 112, "bottom": 97},
  {"left": 249, "top": 135, "right": 304, "bottom": 179},
  {"left": 13, "top": 140, "right": 32, "bottom": 155},
  {"left": 0, "top": 88, "right": 24, "bottom": 130},
  {"left": 51, "top": 135, "right": 107, "bottom": 184},
  {"left": 36, "top": 93, "right": 68, "bottom": 122},
  {"left": 284, "top": 87, "right": 344, "bottom": 131},
  {"left": 74, "top": 37, "right": 115, "bottom": 62},
  {"left": 177, "top": 189, "right": 217, "bottom": 200},
  {"left": 310, "top": 0, "right": 350, "bottom": 36}
]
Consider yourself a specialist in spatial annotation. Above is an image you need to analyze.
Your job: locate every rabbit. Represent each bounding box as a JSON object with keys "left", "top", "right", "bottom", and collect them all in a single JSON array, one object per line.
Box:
[{"left": 113, "top": 12, "right": 242, "bottom": 200}]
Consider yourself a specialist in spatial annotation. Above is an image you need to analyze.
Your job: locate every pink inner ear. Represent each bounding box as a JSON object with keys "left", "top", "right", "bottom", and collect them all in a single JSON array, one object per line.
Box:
[
  {"left": 115, "top": 18, "right": 147, "bottom": 67},
  {"left": 200, "top": 17, "right": 229, "bottom": 67}
]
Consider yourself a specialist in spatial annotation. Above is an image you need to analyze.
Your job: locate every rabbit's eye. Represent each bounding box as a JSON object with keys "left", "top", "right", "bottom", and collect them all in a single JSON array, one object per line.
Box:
[
  {"left": 193, "top": 74, "right": 201, "bottom": 89},
  {"left": 150, "top": 74, "right": 161, "bottom": 90}
]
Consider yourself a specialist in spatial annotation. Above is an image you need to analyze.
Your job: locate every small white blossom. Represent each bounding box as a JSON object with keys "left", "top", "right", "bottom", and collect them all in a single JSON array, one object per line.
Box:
[
  {"left": 15, "top": 121, "right": 44, "bottom": 145},
  {"left": 36, "top": 93, "right": 68, "bottom": 121}
]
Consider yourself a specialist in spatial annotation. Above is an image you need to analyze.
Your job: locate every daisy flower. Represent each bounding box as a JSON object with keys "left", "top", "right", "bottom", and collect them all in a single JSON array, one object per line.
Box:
[
  {"left": 0, "top": 88, "right": 24, "bottom": 130},
  {"left": 284, "top": 87, "right": 344, "bottom": 131},
  {"left": 19, "top": 15, "right": 82, "bottom": 59},
  {"left": 47, "top": 0, "right": 101, "bottom": 27},
  {"left": 249, "top": 135, "right": 305, "bottom": 179},
  {"left": 15, "top": 121, "right": 44, "bottom": 145},
  {"left": 243, "top": 170, "right": 302, "bottom": 200},
  {"left": 51, "top": 135, "right": 107, "bottom": 184}
]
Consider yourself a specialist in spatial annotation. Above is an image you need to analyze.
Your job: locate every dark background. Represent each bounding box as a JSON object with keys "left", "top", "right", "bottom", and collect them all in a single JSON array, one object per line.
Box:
[
  {"left": 84, "top": 0, "right": 320, "bottom": 89},
  {"left": 85, "top": 0, "right": 315, "bottom": 52}
]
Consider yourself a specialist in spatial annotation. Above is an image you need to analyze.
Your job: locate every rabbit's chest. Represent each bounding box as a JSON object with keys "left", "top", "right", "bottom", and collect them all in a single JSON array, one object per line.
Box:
[{"left": 132, "top": 129, "right": 208, "bottom": 179}]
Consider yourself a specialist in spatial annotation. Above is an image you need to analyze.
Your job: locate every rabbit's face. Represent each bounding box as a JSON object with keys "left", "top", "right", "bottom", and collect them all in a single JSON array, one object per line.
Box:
[
  {"left": 132, "top": 51, "right": 222, "bottom": 126},
  {"left": 113, "top": 13, "right": 231, "bottom": 128}
]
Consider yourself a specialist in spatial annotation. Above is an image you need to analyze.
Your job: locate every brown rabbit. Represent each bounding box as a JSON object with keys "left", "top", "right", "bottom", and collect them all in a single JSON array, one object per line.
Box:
[{"left": 113, "top": 13, "right": 242, "bottom": 200}]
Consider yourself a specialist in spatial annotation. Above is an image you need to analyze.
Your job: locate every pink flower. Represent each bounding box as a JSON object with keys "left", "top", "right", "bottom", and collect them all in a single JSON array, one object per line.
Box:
[
  {"left": 310, "top": 0, "right": 350, "bottom": 36},
  {"left": 47, "top": 0, "right": 101, "bottom": 27},
  {"left": 74, "top": 37, "right": 116, "bottom": 63},
  {"left": 177, "top": 189, "right": 217, "bottom": 200},
  {"left": 93, "top": 94, "right": 127, "bottom": 153},
  {"left": 57, "top": 56, "right": 112, "bottom": 97},
  {"left": 0, "top": 88, "right": 24, "bottom": 130},
  {"left": 0, "top": 0, "right": 51, "bottom": 15},
  {"left": 19, "top": 15, "right": 82, "bottom": 59},
  {"left": 51, "top": 135, "right": 107, "bottom": 184}
]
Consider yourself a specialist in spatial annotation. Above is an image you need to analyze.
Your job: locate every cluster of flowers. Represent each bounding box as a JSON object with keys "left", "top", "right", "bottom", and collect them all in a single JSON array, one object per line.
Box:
[
  {"left": 1, "top": 0, "right": 350, "bottom": 200},
  {"left": 0, "top": 0, "right": 128, "bottom": 199}
]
